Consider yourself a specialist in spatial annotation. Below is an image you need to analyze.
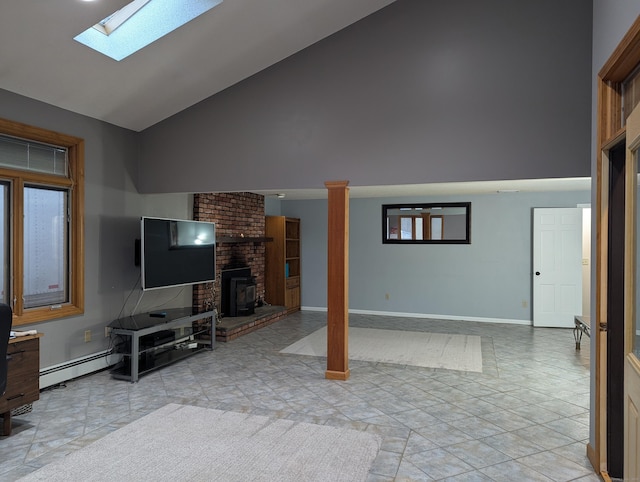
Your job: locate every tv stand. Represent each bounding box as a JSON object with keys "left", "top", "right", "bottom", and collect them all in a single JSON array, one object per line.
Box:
[{"left": 109, "top": 308, "right": 214, "bottom": 382}]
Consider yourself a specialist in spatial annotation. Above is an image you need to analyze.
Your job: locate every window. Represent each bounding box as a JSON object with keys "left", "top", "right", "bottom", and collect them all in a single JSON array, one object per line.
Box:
[
  {"left": 23, "top": 187, "right": 69, "bottom": 309},
  {"left": 74, "top": 0, "right": 224, "bottom": 61},
  {"left": 382, "top": 202, "right": 471, "bottom": 244},
  {"left": 623, "top": 63, "right": 640, "bottom": 123},
  {"left": 0, "top": 118, "right": 84, "bottom": 326}
]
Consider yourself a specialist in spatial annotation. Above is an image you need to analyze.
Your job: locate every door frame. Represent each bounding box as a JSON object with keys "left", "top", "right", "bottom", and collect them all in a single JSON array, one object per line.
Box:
[
  {"left": 623, "top": 101, "right": 640, "bottom": 481},
  {"left": 593, "top": 14, "right": 640, "bottom": 476}
]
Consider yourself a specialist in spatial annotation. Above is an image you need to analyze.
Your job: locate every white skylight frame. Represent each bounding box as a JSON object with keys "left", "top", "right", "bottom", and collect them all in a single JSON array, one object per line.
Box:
[
  {"left": 74, "top": 0, "right": 223, "bottom": 61},
  {"left": 92, "top": 0, "right": 151, "bottom": 36}
]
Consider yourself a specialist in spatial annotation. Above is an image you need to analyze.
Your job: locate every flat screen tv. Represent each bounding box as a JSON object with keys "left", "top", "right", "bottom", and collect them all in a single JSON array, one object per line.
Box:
[{"left": 140, "top": 217, "right": 216, "bottom": 291}]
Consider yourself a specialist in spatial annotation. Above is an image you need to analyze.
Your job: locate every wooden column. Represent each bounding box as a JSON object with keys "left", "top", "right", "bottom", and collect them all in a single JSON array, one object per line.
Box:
[{"left": 325, "top": 180, "right": 350, "bottom": 380}]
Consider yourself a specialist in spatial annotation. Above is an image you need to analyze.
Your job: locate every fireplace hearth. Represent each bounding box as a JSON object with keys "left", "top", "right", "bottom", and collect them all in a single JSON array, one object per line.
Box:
[{"left": 215, "top": 305, "right": 288, "bottom": 342}]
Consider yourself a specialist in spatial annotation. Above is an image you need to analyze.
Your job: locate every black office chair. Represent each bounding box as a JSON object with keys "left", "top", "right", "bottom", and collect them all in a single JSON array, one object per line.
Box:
[{"left": 0, "top": 303, "right": 12, "bottom": 396}]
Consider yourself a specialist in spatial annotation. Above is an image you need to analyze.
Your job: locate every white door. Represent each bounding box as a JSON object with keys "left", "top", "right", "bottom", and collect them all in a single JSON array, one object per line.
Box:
[
  {"left": 624, "top": 103, "right": 640, "bottom": 480},
  {"left": 533, "top": 208, "right": 583, "bottom": 327}
]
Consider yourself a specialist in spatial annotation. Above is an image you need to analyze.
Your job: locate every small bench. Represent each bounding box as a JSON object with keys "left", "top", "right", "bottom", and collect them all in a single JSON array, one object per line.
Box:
[{"left": 574, "top": 315, "right": 590, "bottom": 350}]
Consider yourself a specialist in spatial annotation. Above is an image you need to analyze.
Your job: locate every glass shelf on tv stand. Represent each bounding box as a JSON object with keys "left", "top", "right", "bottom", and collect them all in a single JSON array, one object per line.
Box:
[{"left": 108, "top": 307, "right": 215, "bottom": 382}]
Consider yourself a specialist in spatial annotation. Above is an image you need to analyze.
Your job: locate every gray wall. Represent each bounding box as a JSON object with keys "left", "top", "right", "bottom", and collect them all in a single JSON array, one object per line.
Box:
[
  {"left": 2, "top": 2, "right": 635, "bottom": 452},
  {"left": 271, "top": 190, "right": 590, "bottom": 322},
  {"left": 0, "top": 0, "right": 594, "bottom": 377},
  {"left": 0, "top": 88, "right": 192, "bottom": 369},
  {"left": 139, "top": 0, "right": 592, "bottom": 194}
]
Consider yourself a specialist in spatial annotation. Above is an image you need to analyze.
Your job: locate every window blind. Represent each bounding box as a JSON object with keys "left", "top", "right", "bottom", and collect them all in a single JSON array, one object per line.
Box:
[{"left": 0, "top": 135, "right": 68, "bottom": 177}]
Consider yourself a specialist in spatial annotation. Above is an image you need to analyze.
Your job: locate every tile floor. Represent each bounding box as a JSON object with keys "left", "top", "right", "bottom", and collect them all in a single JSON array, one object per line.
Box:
[{"left": 0, "top": 312, "right": 598, "bottom": 481}]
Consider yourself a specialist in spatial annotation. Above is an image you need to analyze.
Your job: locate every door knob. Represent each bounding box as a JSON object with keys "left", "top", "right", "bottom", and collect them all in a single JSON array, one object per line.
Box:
[{"left": 535, "top": 271, "right": 540, "bottom": 276}]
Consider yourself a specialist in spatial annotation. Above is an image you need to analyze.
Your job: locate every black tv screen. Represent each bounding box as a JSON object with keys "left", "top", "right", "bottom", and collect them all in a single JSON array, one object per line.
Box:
[{"left": 141, "top": 217, "right": 216, "bottom": 290}]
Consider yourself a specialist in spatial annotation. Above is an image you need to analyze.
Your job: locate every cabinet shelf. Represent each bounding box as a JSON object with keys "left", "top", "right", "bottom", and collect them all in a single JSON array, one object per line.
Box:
[
  {"left": 108, "top": 307, "right": 214, "bottom": 382},
  {"left": 117, "top": 326, "right": 209, "bottom": 357},
  {"left": 111, "top": 344, "right": 207, "bottom": 380},
  {"left": 1, "top": 335, "right": 41, "bottom": 436},
  {"left": 266, "top": 216, "right": 300, "bottom": 312}
]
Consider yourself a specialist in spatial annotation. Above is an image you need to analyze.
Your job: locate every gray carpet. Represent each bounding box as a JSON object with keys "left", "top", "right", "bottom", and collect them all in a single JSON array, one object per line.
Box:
[
  {"left": 20, "top": 403, "right": 381, "bottom": 482},
  {"left": 281, "top": 326, "right": 483, "bottom": 372}
]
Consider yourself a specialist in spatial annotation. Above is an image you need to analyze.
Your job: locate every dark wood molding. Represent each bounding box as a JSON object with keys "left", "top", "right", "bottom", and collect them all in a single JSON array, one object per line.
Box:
[
  {"left": 599, "top": 14, "right": 640, "bottom": 81},
  {"left": 216, "top": 236, "right": 273, "bottom": 244}
]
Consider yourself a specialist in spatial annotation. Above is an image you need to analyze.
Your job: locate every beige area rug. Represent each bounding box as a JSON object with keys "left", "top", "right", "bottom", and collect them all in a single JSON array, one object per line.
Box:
[
  {"left": 281, "top": 327, "right": 483, "bottom": 373},
  {"left": 20, "top": 404, "right": 381, "bottom": 482}
]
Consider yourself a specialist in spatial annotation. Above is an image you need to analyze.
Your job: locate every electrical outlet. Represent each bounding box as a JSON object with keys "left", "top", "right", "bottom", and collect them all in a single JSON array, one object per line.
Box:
[
  {"left": 522, "top": 300, "right": 528, "bottom": 308},
  {"left": 84, "top": 330, "right": 91, "bottom": 342},
  {"left": 105, "top": 326, "right": 111, "bottom": 338},
  {"left": 385, "top": 293, "right": 390, "bottom": 300}
]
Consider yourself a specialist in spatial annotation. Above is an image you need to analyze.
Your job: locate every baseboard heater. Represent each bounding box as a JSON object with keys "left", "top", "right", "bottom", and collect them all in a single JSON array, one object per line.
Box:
[{"left": 39, "top": 349, "right": 119, "bottom": 389}]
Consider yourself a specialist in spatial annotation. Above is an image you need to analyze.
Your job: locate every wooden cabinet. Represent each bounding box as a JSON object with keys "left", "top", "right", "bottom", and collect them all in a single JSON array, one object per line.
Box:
[
  {"left": 1, "top": 335, "right": 41, "bottom": 436},
  {"left": 265, "top": 216, "right": 301, "bottom": 313}
]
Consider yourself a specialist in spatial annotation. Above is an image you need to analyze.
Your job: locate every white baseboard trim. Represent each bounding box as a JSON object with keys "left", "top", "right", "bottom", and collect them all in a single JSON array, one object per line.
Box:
[
  {"left": 301, "top": 306, "right": 531, "bottom": 326},
  {"left": 40, "top": 349, "right": 120, "bottom": 389}
]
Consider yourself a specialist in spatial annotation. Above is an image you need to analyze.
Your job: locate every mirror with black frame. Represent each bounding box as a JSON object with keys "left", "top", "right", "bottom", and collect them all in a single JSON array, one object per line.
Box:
[{"left": 382, "top": 202, "right": 471, "bottom": 244}]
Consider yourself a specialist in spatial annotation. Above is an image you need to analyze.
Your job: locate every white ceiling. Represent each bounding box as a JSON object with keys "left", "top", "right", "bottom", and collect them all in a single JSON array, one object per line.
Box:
[{"left": 0, "top": 0, "right": 395, "bottom": 132}]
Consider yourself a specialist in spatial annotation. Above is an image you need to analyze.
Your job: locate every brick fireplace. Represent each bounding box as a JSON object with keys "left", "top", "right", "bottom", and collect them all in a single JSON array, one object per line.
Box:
[
  {"left": 192, "top": 192, "right": 287, "bottom": 341},
  {"left": 192, "top": 192, "right": 266, "bottom": 314}
]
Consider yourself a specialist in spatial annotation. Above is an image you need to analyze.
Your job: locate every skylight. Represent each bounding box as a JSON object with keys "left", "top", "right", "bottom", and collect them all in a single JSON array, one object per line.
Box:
[
  {"left": 74, "top": 0, "right": 223, "bottom": 61},
  {"left": 92, "top": 0, "right": 151, "bottom": 36}
]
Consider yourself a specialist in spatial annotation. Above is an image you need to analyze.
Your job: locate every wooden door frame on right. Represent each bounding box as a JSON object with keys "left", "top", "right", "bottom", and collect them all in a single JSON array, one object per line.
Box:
[{"left": 593, "top": 14, "right": 640, "bottom": 477}]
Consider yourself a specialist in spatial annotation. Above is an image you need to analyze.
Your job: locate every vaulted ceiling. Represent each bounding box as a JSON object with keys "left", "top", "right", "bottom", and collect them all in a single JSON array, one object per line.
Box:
[
  {"left": 0, "top": 0, "right": 395, "bottom": 132},
  {"left": 1, "top": 1, "right": 592, "bottom": 198}
]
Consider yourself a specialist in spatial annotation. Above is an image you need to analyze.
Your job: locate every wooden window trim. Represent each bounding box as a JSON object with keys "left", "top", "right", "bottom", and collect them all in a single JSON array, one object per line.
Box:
[{"left": 0, "top": 117, "right": 84, "bottom": 326}]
